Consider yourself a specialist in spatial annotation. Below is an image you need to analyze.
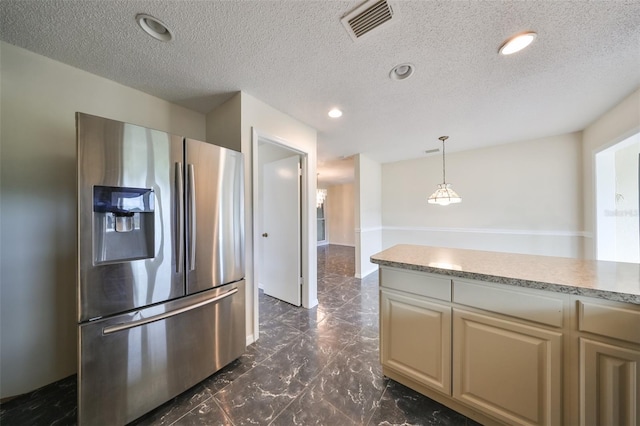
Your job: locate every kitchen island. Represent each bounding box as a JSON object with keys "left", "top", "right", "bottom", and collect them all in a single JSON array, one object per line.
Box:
[{"left": 371, "top": 245, "right": 640, "bottom": 426}]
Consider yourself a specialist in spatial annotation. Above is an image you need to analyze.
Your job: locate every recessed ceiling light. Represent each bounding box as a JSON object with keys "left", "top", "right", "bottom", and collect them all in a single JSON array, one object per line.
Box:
[
  {"left": 499, "top": 31, "right": 537, "bottom": 55},
  {"left": 136, "top": 14, "right": 173, "bottom": 42},
  {"left": 328, "top": 108, "right": 343, "bottom": 118},
  {"left": 390, "top": 63, "right": 414, "bottom": 80}
]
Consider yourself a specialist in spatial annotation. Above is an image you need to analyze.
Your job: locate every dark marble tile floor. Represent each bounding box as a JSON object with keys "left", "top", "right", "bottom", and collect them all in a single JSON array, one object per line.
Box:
[{"left": 0, "top": 244, "right": 480, "bottom": 425}]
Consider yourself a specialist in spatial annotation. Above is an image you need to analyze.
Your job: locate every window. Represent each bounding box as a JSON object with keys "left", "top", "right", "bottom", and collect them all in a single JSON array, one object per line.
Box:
[{"left": 317, "top": 203, "right": 327, "bottom": 244}]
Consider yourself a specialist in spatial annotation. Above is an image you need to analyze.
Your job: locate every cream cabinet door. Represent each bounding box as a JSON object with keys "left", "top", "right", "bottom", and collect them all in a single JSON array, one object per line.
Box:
[
  {"left": 452, "top": 309, "right": 562, "bottom": 426},
  {"left": 580, "top": 338, "right": 639, "bottom": 426},
  {"left": 380, "top": 288, "right": 452, "bottom": 394}
]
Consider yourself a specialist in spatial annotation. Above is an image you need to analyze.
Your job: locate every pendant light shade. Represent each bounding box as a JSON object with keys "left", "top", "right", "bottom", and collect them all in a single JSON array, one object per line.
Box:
[
  {"left": 428, "top": 136, "right": 462, "bottom": 206},
  {"left": 427, "top": 183, "right": 461, "bottom": 205},
  {"left": 316, "top": 188, "right": 327, "bottom": 208},
  {"left": 316, "top": 173, "right": 327, "bottom": 208}
]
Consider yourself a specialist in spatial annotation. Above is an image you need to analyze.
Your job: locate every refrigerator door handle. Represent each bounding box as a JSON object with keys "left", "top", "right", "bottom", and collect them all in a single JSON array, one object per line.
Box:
[
  {"left": 102, "top": 288, "right": 238, "bottom": 335},
  {"left": 187, "top": 164, "right": 196, "bottom": 271},
  {"left": 175, "top": 162, "right": 184, "bottom": 273}
]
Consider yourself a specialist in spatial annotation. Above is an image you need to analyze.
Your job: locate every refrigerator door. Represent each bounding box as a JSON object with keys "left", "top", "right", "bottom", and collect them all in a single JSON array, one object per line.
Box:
[
  {"left": 77, "top": 113, "right": 185, "bottom": 321},
  {"left": 185, "top": 139, "right": 244, "bottom": 294},
  {"left": 78, "top": 281, "right": 246, "bottom": 425}
]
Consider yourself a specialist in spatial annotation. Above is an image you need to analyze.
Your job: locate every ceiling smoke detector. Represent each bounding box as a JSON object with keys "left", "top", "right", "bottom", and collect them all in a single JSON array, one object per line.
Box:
[{"left": 341, "top": 0, "right": 395, "bottom": 42}]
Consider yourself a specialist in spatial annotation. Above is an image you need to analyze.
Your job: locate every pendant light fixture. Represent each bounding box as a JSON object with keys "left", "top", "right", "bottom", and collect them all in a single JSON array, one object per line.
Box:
[
  {"left": 428, "top": 136, "right": 462, "bottom": 206},
  {"left": 316, "top": 174, "right": 327, "bottom": 208},
  {"left": 316, "top": 188, "right": 327, "bottom": 208}
]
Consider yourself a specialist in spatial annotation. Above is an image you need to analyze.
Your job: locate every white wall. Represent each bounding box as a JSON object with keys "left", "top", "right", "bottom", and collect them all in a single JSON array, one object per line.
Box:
[
  {"left": 583, "top": 88, "right": 640, "bottom": 259},
  {"left": 382, "top": 133, "right": 584, "bottom": 258},
  {"left": 355, "top": 154, "right": 382, "bottom": 278},
  {"left": 206, "top": 91, "right": 318, "bottom": 344},
  {"left": 326, "top": 183, "right": 355, "bottom": 246},
  {"left": 0, "top": 42, "right": 205, "bottom": 398},
  {"left": 595, "top": 149, "right": 618, "bottom": 260}
]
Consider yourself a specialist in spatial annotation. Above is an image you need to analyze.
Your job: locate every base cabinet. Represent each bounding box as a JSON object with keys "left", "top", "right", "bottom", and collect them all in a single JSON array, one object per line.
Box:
[
  {"left": 579, "top": 338, "right": 640, "bottom": 426},
  {"left": 379, "top": 266, "right": 640, "bottom": 426},
  {"left": 380, "top": 288, "right": 451, "bottom": 394},
  {"left": 453, "top": 309, "right": 562, "bottom": 426}
]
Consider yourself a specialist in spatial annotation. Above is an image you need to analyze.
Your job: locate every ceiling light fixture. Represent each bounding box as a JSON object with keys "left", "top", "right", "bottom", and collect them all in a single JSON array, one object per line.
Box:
[
  {"left": 390, "top": 63, "right": 414, "bottom": 80},
  {"left": 499, "top": 31, "right": 537, "bottom": 55},
  {"left": 317, "top": 188, "right": 327, "bottom": 208},
  {"left": 316, "top": 174, "right": 327, "bottom": 208},
  {"left": 428, "top": 136, "right": 462, "bottom": 206},
  {"left": 136, "top": 14, "right": 173, "bottom": 42},
  {"left": 328, "top": 108, "right": 343, "bottom": 118}
]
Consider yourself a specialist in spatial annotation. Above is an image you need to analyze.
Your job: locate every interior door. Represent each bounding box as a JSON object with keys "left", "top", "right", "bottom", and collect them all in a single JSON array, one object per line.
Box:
[{"left": 262, "top": 155, "right": 301, "bottom": 306}]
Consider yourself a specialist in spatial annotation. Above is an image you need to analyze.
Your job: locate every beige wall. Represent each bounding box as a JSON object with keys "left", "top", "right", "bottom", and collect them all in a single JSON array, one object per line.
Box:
[
  {"left": 582, "top": 88, "right": 640, "bottom": 259},
  {"left": 355, "top": 154, "right": 382, "bottom": 278},
  {"left": 382, "top": 132, "right": 584, "bottom": 257},
  {"left": 326, "top": 183, "right": 355, "bottom": 246},
  {"left": 207, "top": 91, "right": 318, "bottom": 343},
  {"left": 0, "top": 42, "right": 205, "bottom": 398},
  {"left": 206, "top": 93, "right": 241, "bottom": 151}
]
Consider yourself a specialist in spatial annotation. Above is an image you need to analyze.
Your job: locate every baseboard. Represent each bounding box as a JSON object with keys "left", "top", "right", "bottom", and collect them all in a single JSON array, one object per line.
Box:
[{"left": 326, "top": 242, "right": 356, "bottom": 247}]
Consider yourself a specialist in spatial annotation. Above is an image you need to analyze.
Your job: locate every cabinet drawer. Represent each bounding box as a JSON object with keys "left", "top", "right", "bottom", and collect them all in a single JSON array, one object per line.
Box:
[
  {"left": 381, "top": 267, "right": 451, "bottom": 301},
  {"left": 453, "top": 280, "right": 564, "bottom": 327},
  {"left": 578, "top": 301, "right": 640, "bottom": 345}
]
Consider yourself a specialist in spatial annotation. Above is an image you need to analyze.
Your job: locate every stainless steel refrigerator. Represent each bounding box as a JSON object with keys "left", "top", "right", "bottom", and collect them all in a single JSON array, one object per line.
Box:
[{"left": 76, "top": 113, "right": 245, "bottom": 425}]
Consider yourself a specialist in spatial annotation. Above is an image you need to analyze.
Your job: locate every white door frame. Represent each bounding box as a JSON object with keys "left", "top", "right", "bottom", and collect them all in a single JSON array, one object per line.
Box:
[
  {"left": 251, "top": 128, "right": 312, "bottom": 336},
  {"left": 594, "top": 131, "right": 640, "bottom": 262}
]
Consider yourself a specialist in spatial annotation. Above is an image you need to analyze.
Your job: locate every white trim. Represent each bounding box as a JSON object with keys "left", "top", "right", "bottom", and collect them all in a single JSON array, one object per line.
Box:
[
  {"left": 326, "top": 242, "right": 356, "bottom": 247},
  {"left": 246, "top": 334, "right": 256, "bottom": 345},
  {"left": 383, "top": 226, "right": 589, "bottom": 238},
  {"left": 355, "top": 227, "right": 383, "bottom": 233},
  {"left": 590, "top": 126, "right": 640, "bottom": 260}
]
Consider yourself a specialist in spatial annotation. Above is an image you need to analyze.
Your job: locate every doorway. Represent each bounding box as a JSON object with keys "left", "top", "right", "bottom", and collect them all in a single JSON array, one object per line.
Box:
[
  {"left": 595, "top": 131, "right": 640, "bottom": 263},
  {"left": 260, "top": 152, "right": 301, "bottom": 306},
  {"left": 252, "top": 128, "right": 315, "bottom": 327}
]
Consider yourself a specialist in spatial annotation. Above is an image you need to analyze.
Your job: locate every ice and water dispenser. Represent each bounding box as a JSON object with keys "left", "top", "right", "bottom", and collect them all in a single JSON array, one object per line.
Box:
[{"left": 93, "top": 186, "right": 155, "bottom": 264}]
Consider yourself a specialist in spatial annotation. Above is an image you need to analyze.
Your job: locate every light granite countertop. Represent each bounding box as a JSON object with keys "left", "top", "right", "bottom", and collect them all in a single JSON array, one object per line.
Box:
[{"left": 370, "top": 244, "right": 640, "bottom": 305}]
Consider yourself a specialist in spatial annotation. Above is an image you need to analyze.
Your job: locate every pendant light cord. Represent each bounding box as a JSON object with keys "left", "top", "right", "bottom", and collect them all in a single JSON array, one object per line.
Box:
[{"left": 439, "top": 136, "right": 448, "bottom": 184}]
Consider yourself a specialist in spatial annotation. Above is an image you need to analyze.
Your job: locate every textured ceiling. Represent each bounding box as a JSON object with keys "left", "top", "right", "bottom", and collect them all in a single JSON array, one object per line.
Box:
[{"left": 1, "top": 1, "right": 639, "bottom": 184}]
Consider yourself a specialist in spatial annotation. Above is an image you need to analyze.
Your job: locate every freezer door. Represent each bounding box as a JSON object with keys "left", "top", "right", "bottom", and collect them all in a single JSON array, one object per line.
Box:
[
  {"left": 78, "top": 281, "right": 245, "bottom": 425},
  {"left": 77, "top": 113, "right": 185, "bottom": 321},
  {"left": 185, "top": 139, "right": 245, "bottom": 294}
]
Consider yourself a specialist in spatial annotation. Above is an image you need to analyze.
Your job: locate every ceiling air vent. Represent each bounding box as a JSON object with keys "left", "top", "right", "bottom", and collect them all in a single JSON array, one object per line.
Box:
[{"left": 341, "top": 0, "right": 394, "bottom": 41}]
